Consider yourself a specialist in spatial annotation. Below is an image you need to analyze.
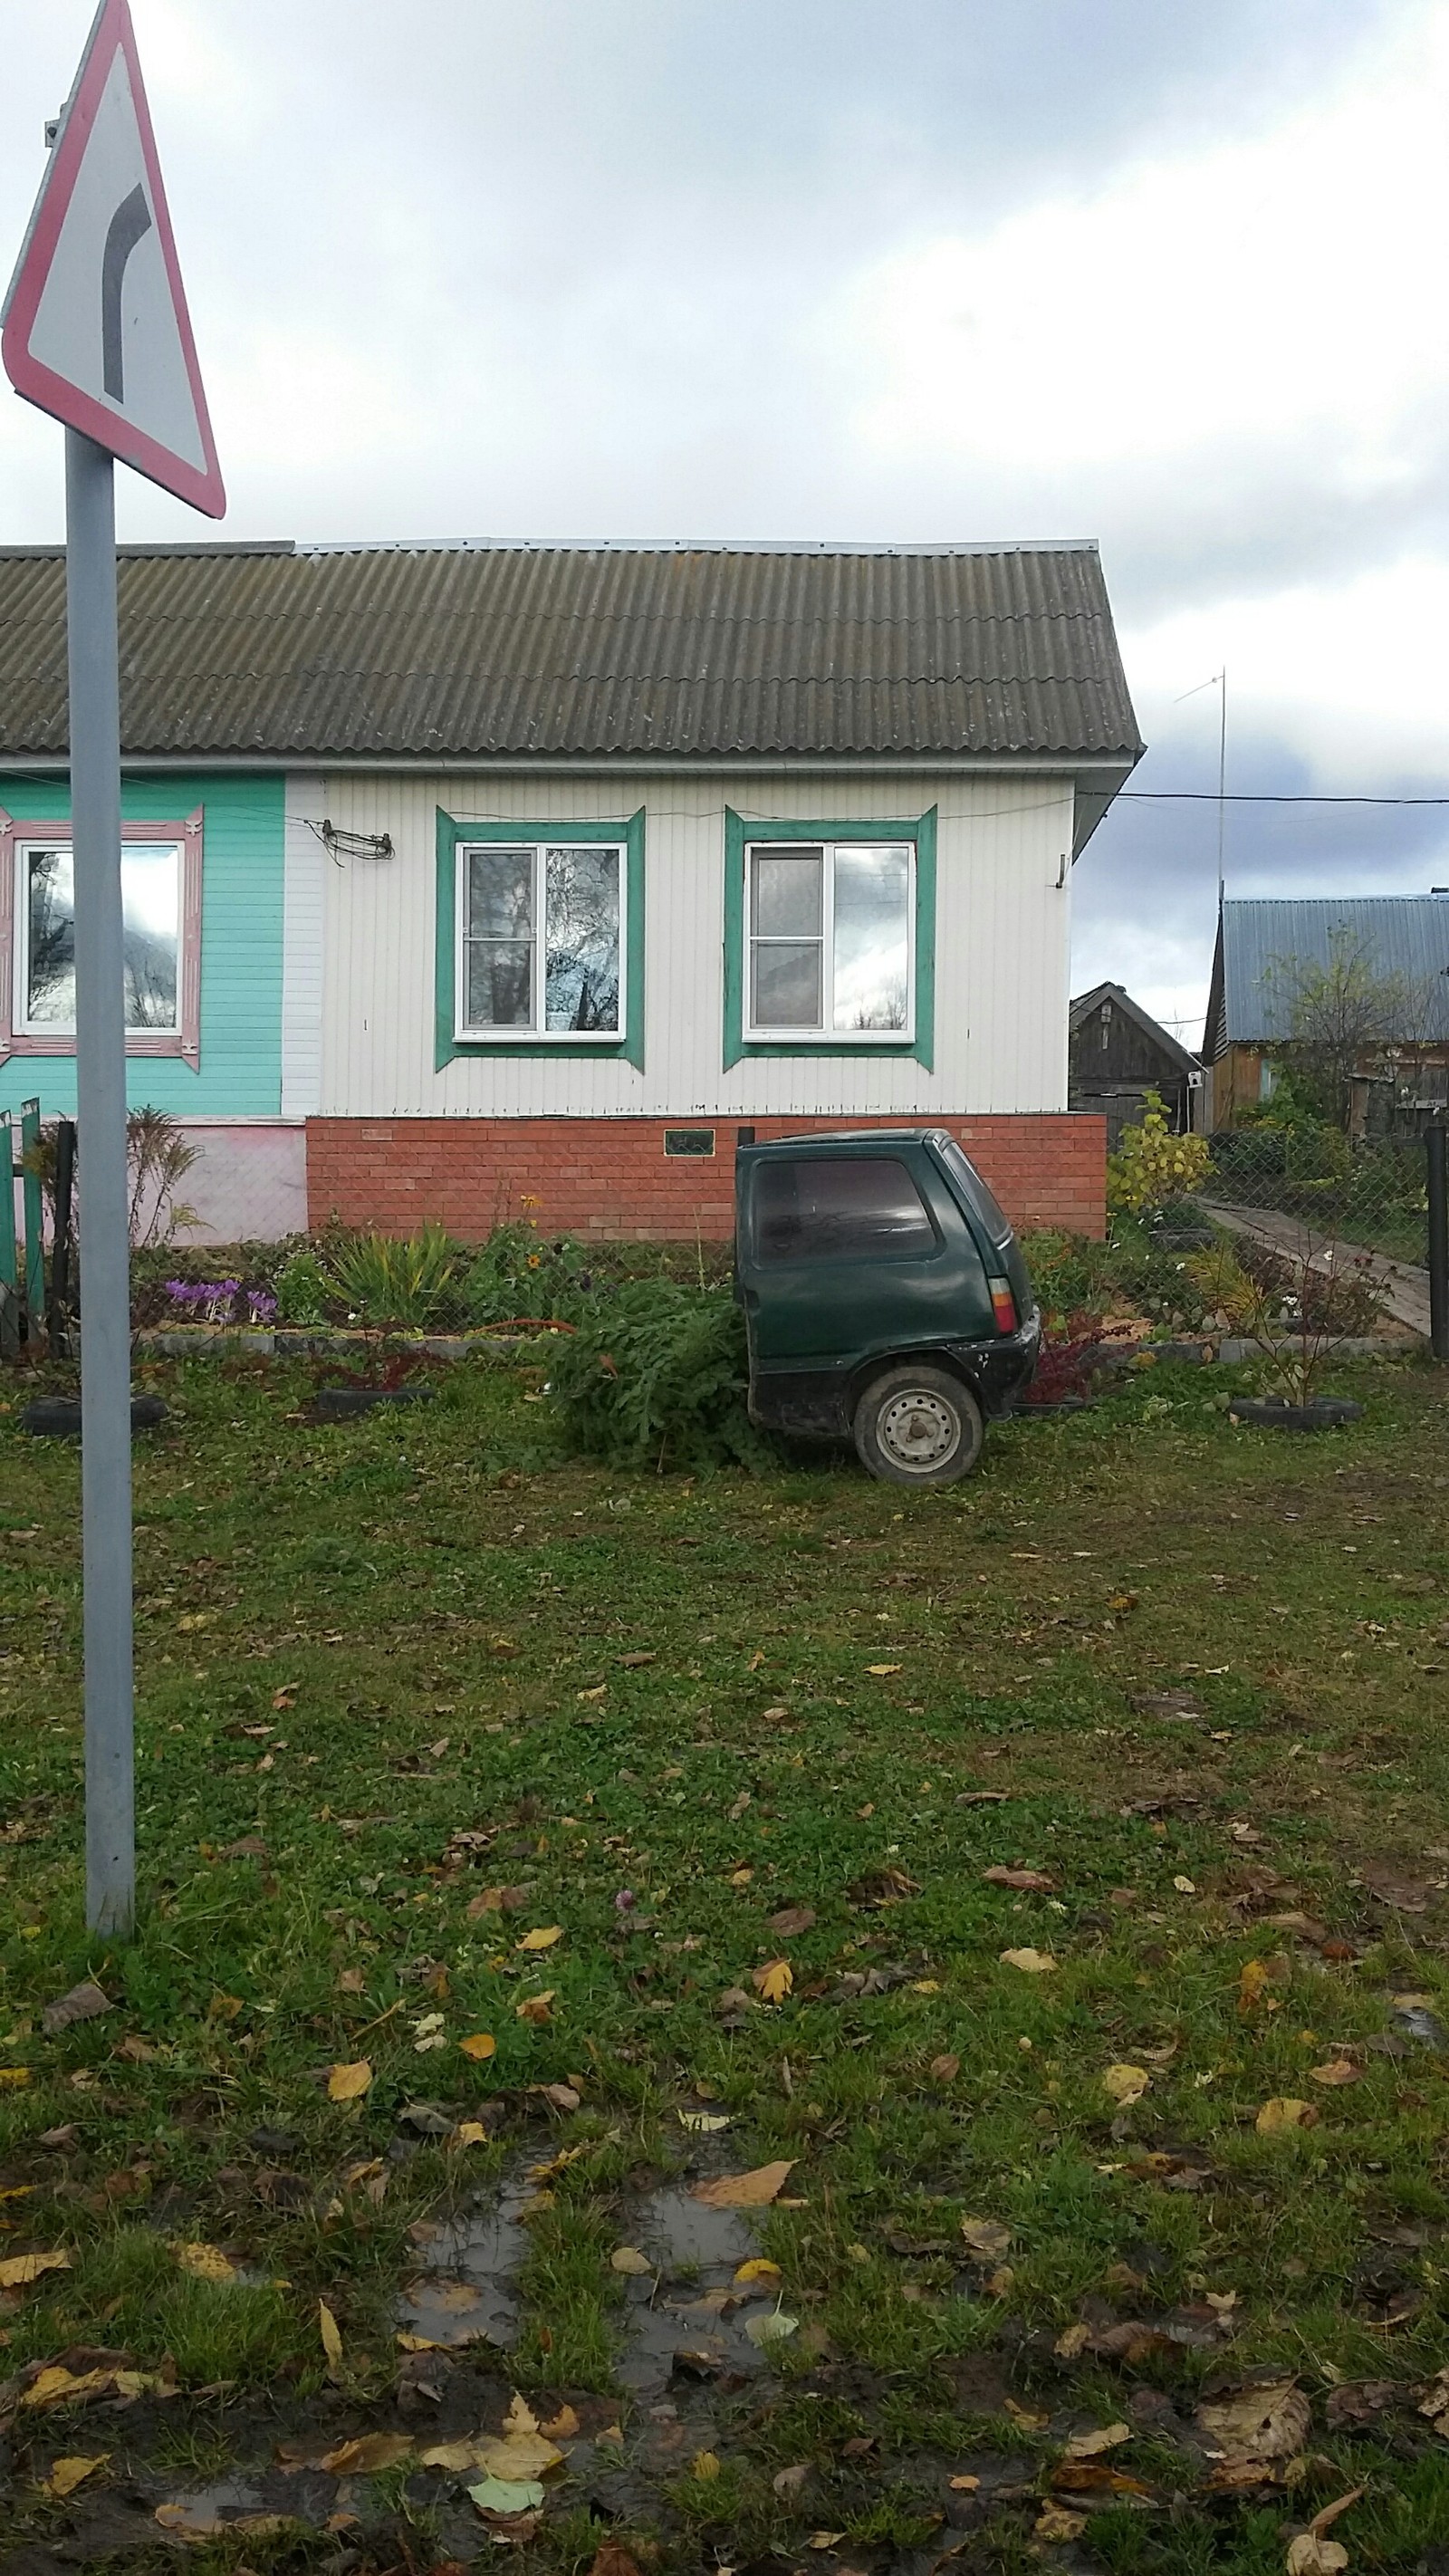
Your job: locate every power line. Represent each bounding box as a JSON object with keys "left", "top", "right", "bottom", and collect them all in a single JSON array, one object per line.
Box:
[{"left": 1120, "top": 790, "right": 1449, "bottom": 806}]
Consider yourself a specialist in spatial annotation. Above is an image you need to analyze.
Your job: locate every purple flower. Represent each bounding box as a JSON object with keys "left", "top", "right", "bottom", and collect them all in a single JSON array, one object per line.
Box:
[
  {"left": 246, "top": 1290, "right": 278, "bottom": 1322},
  {"left": 614, "top": 1889, "right": 637, "bottom": 1914}
]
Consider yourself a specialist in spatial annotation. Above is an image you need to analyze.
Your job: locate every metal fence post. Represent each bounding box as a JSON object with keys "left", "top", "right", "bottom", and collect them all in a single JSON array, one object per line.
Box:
[
  {"left": 1428, "top": 1121, "right": 1449, "bottom": 1363},
  {"left": 0, "top": 1112, "right": 17, "bottom": 1359},
  {"left": 20, "top": 1098, "right": 44, "bottom": 1332}
]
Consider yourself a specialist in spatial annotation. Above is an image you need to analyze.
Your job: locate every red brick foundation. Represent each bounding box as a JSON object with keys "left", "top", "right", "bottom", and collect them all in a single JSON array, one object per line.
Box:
[{"left": 306, "top": 1114, "right": 1106, "bottom": 1241}]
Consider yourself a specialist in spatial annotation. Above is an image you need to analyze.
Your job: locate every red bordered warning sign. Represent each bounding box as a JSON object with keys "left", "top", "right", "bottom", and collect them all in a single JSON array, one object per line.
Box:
[{"left": 2, "top": 0, "right": 225, "bottom": 517}]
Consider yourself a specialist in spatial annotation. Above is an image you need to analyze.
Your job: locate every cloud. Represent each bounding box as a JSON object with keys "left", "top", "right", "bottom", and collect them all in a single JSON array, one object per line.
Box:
[{"left": 1, "top": 0, "right": 1443, "bottom": 1051}]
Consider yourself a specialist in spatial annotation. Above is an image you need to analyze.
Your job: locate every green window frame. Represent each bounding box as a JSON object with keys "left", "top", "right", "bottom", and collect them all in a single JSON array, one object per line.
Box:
[
  {"left": 435, "top": 809, "right": 645, "bottom": 1070},
  {"left": 722, "top": 807, "right": 936, "bottom": 1071}
]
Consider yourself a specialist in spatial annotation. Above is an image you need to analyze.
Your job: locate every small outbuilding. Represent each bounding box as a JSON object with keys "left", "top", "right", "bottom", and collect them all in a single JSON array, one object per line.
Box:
[{"left": 1069, "top": 981, "right": 1200, "bottom": 1146}]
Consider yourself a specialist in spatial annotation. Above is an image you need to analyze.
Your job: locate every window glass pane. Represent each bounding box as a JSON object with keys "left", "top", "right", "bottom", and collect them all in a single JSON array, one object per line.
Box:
[
  {"left": 939, "top": 1136, "right": 1012, "bottom": 1244},
  {"left": 832, "top": 844, "right": 909, "bottom": 1031},
  {"left": 752, "top": 849, "right": 822, "bottom": 936},
  {"left": 753, "top": 1156, "right": 936, "bottom": 1262},
  {"left": 467, "top": 847, "right": 533, "bottom": 938},
  {"left": 752, "top": 939, "right": 822, "bottom": 1029},
  {"left": 544, "top": 846, "right": 620, "bottom": 1033},
  {"left": 466, "top": 941, "right": 533, "bottom": 1028},
  {"left": 24, "top": 848, "right": 74, "bottom": 1024},
  {"left": 121, "top": 844, "right": 178, "bottom": 1029},
  {"left": 24, "top": 842, "right": 178, "bottom": 1031}
]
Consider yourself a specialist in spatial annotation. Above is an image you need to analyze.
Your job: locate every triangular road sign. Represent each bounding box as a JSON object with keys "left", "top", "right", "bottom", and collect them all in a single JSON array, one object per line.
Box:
[{"left": 2, "top": 0, "right": 225, "bottom": 516}]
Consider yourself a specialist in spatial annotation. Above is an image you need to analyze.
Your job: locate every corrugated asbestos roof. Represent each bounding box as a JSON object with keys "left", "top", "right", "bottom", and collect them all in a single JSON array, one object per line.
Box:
[
  {"left": 1217, "top": 898, "right": 1449, "bottom": 1045},
  {"left": 0, "top": 540, "right": 1142, "bottom": 764}
]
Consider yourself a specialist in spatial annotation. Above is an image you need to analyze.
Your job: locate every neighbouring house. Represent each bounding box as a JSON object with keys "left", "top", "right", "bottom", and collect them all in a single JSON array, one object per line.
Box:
[
  {"left": 1069, "top": 981, "right": 1200, "bottom": 1146},
  {"left": 1203, "top": 896, "right": 1449, "bottom": 1134},
  {"left": 1, "top": 538, "right": 1142, "bottom": 1242},
  {"left": 1, "top": 543, "right": 305, "bottom": 1241}
]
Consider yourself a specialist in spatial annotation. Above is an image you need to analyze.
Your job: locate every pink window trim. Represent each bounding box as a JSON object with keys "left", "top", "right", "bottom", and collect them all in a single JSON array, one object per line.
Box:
[{"left": 0, "top": 805, "right": 204, "bottom": 1072}]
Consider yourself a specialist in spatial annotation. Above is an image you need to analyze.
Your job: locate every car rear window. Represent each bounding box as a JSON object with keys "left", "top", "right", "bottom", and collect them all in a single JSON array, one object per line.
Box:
[
  {"left": 938, "top": 1137, "right": 1012, "bottom": 1245},
  {"left": 752, "top": 1157, "right": 936, "bottom": 1263}
]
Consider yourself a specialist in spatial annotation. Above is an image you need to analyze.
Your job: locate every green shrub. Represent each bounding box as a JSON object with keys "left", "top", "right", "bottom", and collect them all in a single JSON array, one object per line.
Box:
[
  {"left": 330, "top": 1222, "right": 456, "bottom": 1326},
  {"left": 1018, "top": 1228, "right": 1111, "bottom": 1323},
  {"left": 273, "top": 1246, "right": 332, "bottom": 1326},
  {"left": 462, "top": 1221, "right": 591, "bottom": 1325},
  {"left": 549, "top": 1281, "right": 771, "bottom": 1471},
  {"left": 1107, "top": 1091, "right": 1212, "bottom": 1217}
]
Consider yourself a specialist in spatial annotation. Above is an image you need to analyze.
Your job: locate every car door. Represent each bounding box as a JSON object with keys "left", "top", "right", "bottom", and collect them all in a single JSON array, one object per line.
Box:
[{"left": 741, "top": 1147, "right": 979, "bottom": 1379}]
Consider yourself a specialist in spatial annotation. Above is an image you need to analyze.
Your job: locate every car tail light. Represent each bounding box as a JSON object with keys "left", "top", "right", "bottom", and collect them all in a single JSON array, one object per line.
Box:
[{"left": 988, "top": 1276, "right": 1017, "bottom": 1333}]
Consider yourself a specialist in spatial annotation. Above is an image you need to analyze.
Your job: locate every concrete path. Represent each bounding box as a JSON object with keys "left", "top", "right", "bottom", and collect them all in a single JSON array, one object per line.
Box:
[{"left": 1201, "top": 1199, "right": 1432, "bottom": 1337}]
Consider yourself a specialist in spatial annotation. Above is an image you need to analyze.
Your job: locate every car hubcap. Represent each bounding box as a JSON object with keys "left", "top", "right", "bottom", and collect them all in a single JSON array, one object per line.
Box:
[{"left": 879, "top": 1389, "right": 960, "bottom": 1472}]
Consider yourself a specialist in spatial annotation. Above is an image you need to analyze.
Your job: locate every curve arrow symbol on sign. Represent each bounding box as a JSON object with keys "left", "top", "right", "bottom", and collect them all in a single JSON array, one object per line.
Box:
[{"left": 101, "top": 183, "right": 151, "bottom": 402}]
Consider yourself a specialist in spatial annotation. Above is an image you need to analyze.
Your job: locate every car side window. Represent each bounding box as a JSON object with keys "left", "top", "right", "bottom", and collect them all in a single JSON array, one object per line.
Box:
[{"left": 753, "top": 1157, "right": 937, "bottom": 1263}]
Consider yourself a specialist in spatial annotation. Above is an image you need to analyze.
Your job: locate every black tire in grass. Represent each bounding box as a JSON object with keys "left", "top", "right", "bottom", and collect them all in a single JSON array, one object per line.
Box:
[
  {"left": 21, "top": 1394, "right": 168, "bottom": 1438},
  {"left": 853, "top": 1363, "right": 984, "bottom": 1487}
]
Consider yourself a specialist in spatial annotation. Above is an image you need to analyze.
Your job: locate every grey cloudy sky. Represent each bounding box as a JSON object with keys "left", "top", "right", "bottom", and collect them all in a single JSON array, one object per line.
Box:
[{"left": 4, "top": 0, "right": 1447, "bottom": 1044}]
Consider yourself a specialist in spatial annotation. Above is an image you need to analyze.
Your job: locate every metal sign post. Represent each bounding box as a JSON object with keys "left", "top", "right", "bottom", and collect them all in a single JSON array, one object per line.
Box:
[
  {"left": 66, "top": 428, "right": 135, "bottom": 1933},
  {"left": 3, "top": 0, "right": 225, "bottom": 1936}
]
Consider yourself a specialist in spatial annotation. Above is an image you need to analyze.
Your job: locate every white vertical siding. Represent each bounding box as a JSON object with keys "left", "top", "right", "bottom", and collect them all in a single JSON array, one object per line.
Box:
[
  {"left": 317, "top": 770, "right": 1075, "bottom": 1119},
  {"left": 281, "top": 774, "right": 326, "bottom": 1119}
]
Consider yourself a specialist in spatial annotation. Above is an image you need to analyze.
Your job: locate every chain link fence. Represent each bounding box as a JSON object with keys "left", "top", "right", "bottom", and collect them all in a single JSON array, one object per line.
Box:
[{"left": 1176, "top": 1127, "right": 1436, "bottom": 1339}]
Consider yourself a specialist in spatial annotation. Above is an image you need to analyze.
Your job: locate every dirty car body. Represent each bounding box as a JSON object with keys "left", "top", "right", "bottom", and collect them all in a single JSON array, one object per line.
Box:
[{"left": 734, "top": 1129, "right": 1039, "bottom": 1483}]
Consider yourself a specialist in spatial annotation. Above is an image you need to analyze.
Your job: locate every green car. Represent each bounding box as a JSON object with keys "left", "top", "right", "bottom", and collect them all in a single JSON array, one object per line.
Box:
[{"left": 734, "top": 1128, "right": 1040, "bottom": 1485}]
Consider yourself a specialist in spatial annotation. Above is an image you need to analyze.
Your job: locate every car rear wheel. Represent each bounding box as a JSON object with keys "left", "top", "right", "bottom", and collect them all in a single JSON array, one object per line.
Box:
[{"left": 852, "top": 1364, "right": 984, "bottom": 1487}]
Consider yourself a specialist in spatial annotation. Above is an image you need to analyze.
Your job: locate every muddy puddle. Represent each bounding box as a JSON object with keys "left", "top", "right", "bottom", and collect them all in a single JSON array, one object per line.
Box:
[
  {"left": 614, "top": 2181, "right": 773, "bottom": 2413},
  {"left": 396, "top": 2171, "right": 532, "bottom": 2350}
]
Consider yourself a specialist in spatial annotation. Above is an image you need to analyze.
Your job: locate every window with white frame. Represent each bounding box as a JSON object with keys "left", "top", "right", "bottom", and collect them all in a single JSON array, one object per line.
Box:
[
  {"left": 457, "top": 841, "right": 625, "bottom": 1039},
  {"left": 15, "top": 839, "right": 182, "bottom": 1034},
  {"left": 745, "top": 840, "right": 913, "bottom": 1039}
]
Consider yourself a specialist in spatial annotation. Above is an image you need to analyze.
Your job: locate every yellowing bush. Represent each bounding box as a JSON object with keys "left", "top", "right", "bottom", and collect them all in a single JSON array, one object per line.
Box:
[{"left": 1107, "top": 1093, "right": 1212, "bottom": 1218}]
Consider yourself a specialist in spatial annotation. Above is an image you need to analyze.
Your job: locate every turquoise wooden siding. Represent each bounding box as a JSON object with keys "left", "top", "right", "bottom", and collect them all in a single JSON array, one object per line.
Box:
[{"left": 0, "top": 772, "right": 285, "bottom": 1120}]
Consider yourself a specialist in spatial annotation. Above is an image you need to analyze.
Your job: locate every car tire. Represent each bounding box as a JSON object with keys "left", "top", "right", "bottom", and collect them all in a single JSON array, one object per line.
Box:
[{"left": 852, "top": 1364, "right": 984, "bottom": 1487}]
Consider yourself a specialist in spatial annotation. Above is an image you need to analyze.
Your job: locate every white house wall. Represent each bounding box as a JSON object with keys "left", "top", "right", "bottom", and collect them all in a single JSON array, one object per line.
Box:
[{"left": 311, "top": 771, "right": 1074, "bottom": 1120}]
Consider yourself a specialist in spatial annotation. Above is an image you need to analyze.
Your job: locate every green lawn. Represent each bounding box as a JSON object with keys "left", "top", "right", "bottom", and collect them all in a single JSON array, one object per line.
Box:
[{"left": 2, "top": 1345, "right": 1448, "bottom": 2573}]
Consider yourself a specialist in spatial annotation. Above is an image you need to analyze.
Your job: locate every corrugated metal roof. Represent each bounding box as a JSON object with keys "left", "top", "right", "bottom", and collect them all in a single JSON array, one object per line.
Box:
[
  {"left": 0, "top": 540, "right": 1142, "bottom": 765},
  {"left": 1221, "top": 898, "right": 1449, "bottom": 1043}
]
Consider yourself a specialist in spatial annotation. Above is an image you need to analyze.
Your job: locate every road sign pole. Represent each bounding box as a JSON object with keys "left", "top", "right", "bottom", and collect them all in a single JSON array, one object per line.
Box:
[{"left": 65, "top": 424, "right": 135, "bottom": 1937}]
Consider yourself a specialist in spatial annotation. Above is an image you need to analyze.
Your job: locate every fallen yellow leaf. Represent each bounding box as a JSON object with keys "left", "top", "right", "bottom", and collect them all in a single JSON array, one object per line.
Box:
[
  {"left": 1000, "top": 1947, "right": 1057, "bottom": 1974},
  {"left": 1035, "top": 2504, "right": 1088, "bottom": 2542},
  {"left": 319, "top": 2300, "right": 343, "bottom": 2371},
  {"left": 960, "top": 2217, "right": 1012, "bottom": 2260},
  {"left": 610, "top": 2245, "right": 653, "bottom": 2274},
  {"left": 866, "top": 1662, "right": 903, "bottom": 1676},
  {"left": 515, "top": 1991, "right": 555, "bottom": 2023},
  {"left": 0, "top": 2249, "right": 70, "bottom": 2289},
  {"left": 753, "top": 1959, "right": 792, "bottom": 2004},
  {"left": 1310, "top": 2058, "right": 1362, "bottom": 2087},
  {"left": 327, "top": 2061, "right": 372, "bottom": 2102},
  {"left": 691, "top": 2450, "right": 722, "bottom": 2479},
  {"left": 41, "top": 2454, "right": 109, "bottom": 2500},
  {"left": 734, "top": 2257, "right": 782, "bottom": 2286},
  {"left": 1064, "top": 2423, "right": 1132, "bottom": 2459},
  {"left": 518, "top": 1926, "right": 563, "bottom": 1952},
  {"left": 1102, "top": 2064, "right": 1150, "bottom": 2105},
  {"left": 458, "top": 2033, "right": 497, "bottom": 2062},
  {"left": 540, "top": 2403, "right": 581, "bottom": 2437},
  {"left": 450, "top": 2120, "right": 491, "bottom": 2147},
  {"left": 949, "top": 2475, "right": 981, "bottom": 2492},
  {"left": 320, "top": 2433, "right": 414, "bottom": 2475},
  {"left": 472, "top": 2431, "right": 564, "bottom": 2480},
  {"left": 691, "top": 2160, "right": 795, "bottom": 2209},
  {"left": 0, "top": 2069, "right": 31, "bottom": 2088},
  {"left": 173, "top": 2242, "right": 237, "bottom": 2283},
  {"left": 1256, "top": 2097, "right": 1317, "bottom": 2135}
]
